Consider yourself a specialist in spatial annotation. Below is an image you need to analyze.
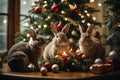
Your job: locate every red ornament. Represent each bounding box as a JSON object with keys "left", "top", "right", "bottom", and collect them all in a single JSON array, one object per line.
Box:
[
  {"left": 69, "top": 48, "right": 75, "bottom": 53},
  {"left": 62, "top": 52, "right": 69, "bottom": 63},
  {"left": 57, "top": 22, "right": 63, "bottom": 30},
  {"left": 43, "top": 4, "right": 49, "bottom": 9},
  {"left": 76, "top": 50, "right": 83, "bottom": 57},
  {"left": 72, "top": 5, "right": 79, "bottom": 13},
  {"left": 34, "top": 5, "right": 42, "bottom": 13},
  {"left": 51, "top": 3, "right": 59, "bottom": 13},
  {"left": 44, "top": 61, "right": 52, "bottom": 70}
]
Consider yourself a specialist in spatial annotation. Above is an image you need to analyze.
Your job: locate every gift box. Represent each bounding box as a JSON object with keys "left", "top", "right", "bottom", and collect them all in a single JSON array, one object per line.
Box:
[{"left": 90, "top": 63, "right": 113, "bottom": 74}]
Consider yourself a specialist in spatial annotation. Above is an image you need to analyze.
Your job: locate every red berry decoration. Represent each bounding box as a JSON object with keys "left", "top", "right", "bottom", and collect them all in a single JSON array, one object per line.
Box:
[
  {"left": 44, "top": 61, "right": 52, "bottom": 70},
  {"left": 51, "top": 3, "right": 59, "bottom": 13},
  {"left": 77, "top": 51, "right": 83, "bottom": 57},
  {"left": 72, "top": 5, "right": 79, "bottom": 13},
  {"left": 34, "top": 5, "right": 42, "bottom": 13},
  {"left": 57, "top": 22, "right": 63, "bottom": 30},
  {"left": 62, "top": 52, "right": 69, "bottom": 63}
]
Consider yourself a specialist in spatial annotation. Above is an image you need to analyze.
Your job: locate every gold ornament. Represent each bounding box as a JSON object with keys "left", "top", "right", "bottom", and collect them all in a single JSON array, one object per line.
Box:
[
  {"left": 69, "top": 38, "right": 74, "bottom": 43},
  {"left": 71, "top": 30, "right": 77, "bottom": 36}
]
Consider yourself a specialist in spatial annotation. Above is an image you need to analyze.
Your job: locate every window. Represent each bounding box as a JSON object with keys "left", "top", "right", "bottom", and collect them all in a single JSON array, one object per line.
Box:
[
  {"left": 20, "top": 0, "right": 34, "bottom": 32},
  {"left": 0, "top": 0, "right": 8, "bottom": 53}
]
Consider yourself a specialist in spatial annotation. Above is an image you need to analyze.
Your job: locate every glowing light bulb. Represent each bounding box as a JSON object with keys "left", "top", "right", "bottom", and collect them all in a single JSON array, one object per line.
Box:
[
  {"left": 47, "top": 16, "right": 51, "bottom": 19},
  {"left": 43, "top": 24, "right": 47, "bottom": 28},
  {"left": 92, "top": 17, "right": 96, "bottom": 20},
  {"left": 64, "top": 18, "right": 68, "bottom": 21},
  {"left": 30, "top": 26, "right": 34, "bottom": 29},
  {"left": 61, "top": 11, "right": 65, "bottom": 14},
  {"left": 82, "top": 20, "right": 85, "bottom": 23},
  {"left": 81, "top": 15, "right": 84, "bottom": 18},
  {"left": 38, "top": 25, "right": 42, "bottom": 28},
  {"left": 87, "top": 23, "right": 91, "bottom": 26},
  {"left": 3, "top": 19, "right": 7, "bottom": 24},
  {"left": 23, "top": 39, "right": 26, "bottom": 41},
  {"left": 32, "top": 3, "right": 35, "bottom": 6},
  {"left": 27, "top": 34, "right": 30, "bottom": 37},
  {"left": 23, "top": 1, "right": 27, "bottom": 5},
  {"left": 98, "top": 3, "right": 102, "bottom": 7},
  {"left": 84, "top": 10, "right": 88, "bottom": 13},
  {"left": 44, "top": 1, "right": 47, "bottom": 4},
  {"left": 79, "top": 13, "right": 81, "bottom": 16},
  {"left": 87, "top": 13, "right": 90, "bottom": 17},
  {"left": 90, "top": 0, "right": 94, "bottom": 3}
]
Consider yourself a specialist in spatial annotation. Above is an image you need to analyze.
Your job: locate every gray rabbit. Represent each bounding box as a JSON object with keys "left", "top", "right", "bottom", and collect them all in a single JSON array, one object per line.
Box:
[
  {"left": 7, "top": 29, "right": 46, "bottom": 72},
  {"left": 43, "top": 22, "right": 70, "bottom": 60},
  {"left": 78, "top": 25, "right": 105, "bottom": 60}
]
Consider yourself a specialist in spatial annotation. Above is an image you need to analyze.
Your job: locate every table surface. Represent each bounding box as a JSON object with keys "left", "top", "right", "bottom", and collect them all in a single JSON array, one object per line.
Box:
[{"left": 1, "top": 63, "right": 120, "bottom": 80}]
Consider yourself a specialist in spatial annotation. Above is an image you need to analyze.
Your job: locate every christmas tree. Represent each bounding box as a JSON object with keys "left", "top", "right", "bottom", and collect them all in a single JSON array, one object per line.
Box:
[
  {"left": 103, "top": 0, "right": 120, "bottom": 70},
  {"left": 104, "top": 0, "right": 120, "bottom": 49},
  {"left": 15, "top": 0, "right": 102, "bottom": 72},
  {"left": 16, "top": 0, "right": 101, "bottom": 49}
]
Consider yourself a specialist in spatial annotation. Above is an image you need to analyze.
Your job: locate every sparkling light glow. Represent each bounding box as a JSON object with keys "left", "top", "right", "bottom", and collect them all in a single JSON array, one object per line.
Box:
[
  {"left": 3, "top": 19, "right": 7, "bottom": 24},
  {"left": 90, "top": 0, "right": 94, "bottom": 3},
  {"left": 43, "top": 24, "right": 47, "bottom": 28},
  {"left": 98, "top": 3, "right": 102, "bottom": 7},
  {"left": 87, "top": 23, "right": 91, "bottom": 26}
]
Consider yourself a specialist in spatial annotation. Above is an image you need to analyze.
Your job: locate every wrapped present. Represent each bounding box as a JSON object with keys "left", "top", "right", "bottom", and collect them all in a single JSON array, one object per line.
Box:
[{"left": 90, "top": 63, "right": 114, "bottom": 74}]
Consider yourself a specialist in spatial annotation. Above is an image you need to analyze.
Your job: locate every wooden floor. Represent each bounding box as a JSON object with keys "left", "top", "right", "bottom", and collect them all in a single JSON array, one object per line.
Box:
[{"left": 0, "top": 63, "right": 120, "bottom": 80}]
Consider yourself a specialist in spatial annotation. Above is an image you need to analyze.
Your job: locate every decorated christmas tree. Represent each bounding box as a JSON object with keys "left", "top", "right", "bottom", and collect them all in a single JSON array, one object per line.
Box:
[
  {"left": 103, "top": 0, "right": 120, "bottom": 70},
  {"left": 16, "top": 0, "right": 101, "bottom": 49},
  {"left": 15, "top": 0, "right": 102, "bottom": 72}
]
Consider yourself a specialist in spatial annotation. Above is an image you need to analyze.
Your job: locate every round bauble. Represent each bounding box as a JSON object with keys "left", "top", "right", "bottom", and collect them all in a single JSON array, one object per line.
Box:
[
  {"left": 57, "top": 22, "right": 63, "bottom": 30},
  {"left": 51, "top": 64, "right": 59, "bottom": 73},
  {"left": 51, "top": 3, "right": 59, "bottom": 13},
  {"left": 44, "top": 61, "right": 52, "bottom": 70},
  {"left": 34, "top": 5, "right": 42, "bottom": 13},
  {"left": 94, "top": 58, "right": 103, "bottom": 64},
  {"left": 40, "top": 67, "right": 48, "bottom": 75},
  {"left": 108, "top": 50, "right": 118, "bottom": 59},
  {"left": 71, "top": 30, "right": 77, "bottom": 36}
]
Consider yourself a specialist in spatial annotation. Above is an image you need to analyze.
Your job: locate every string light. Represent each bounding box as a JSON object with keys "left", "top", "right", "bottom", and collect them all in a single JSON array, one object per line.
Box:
[
  {"left": 30, "top": 26, "right": 34, "bottom": 29},
  {"left": 98, "top": 3, "right": 102, "bottom": 7},
  {"left": 87, "top": 13, "right": 90, "bottom": 17},
  {"left": 82, "top": 20, "right": 85, "bottom": 23},
  {"left": 32, "top": 3, "right": 35, "bottom": 6},
  {"left": 43, "top": 1, "right": 47, "bottom": 4},
  {"left": 27, "top": 34, "right": 30, "bottom": 37},
  {"left": 84, "top": 10, "right": 88, "bottom": 13},
  {"left": 79, "top": 13, "right": 82, "bottom": 16},
  {"left": 90, "top": 0, "right": 94, "bottom": 3},
  {"left": 64, "top": 18, "right": 68, "bottom": 21},
  {"left": 38, "top": 25, "right": 42, "bottom": 28},
  {"left": 3, "top": 19, "right": 7, "bottom": 24},
  {"left": 61, "top": 10, "right": 65, "bottom": 14},
  {"left": 43, "top": 24, "right": 47, "bottom": 28},
  {"left": 23, "top": 39, "right": 26, "bottom": 41},
  {"left": 92, "top": 17, "right": 96, "bottom": 20},
  {"left": 23, "top": 0, "right": 27, "bottom": 5},
  {"left": 81, "top": 15, "right": 84, "bottom": 18},
  {"left": 87, "top": 23, "right": 91, "bottom": 26}
]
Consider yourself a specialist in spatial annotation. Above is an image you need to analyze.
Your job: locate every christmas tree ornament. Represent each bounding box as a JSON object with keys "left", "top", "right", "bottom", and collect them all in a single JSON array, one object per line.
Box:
[
  {"left": 62, "top": 52, "right": 69, "bottom": 63},
  {"left": 69, "top": 48, "right": 75, "bottom": 53},
  {"left": 34, "top": 5, "right": 42, "bottom": 13},
  {"left": 57, "top": 22, "right": 63, "bottom": 30},
  {"left": 72, "top": 5, "right": 79, "bottom": 13},
  {"left": 94, "top": 58, "right": 103, "bottom": 64},
  {"left": 51, "top": 64, "right": 59, "bottom": 73},
  {"left": 69, "top": 38, "right": 74, "bottom": 43},
  {"left": 82, "top": 54, "right": 86, "bottom": 59},
  {"left": 61, "top": 0, "right": 67, "bottom": 4},
  {"left": 71, "top": 30, "right": 77, "bottom": 36},
  {"left": 108, "top": 50, "right": 118, "bottom": 59},
  {"left": 44, "top": 61, "right": 52, "bottom": 70},
  {"left": 43, "top": 4, "right": 49, "bottom": 9},
  {"left": 77, "top": 51, "right": 83, "bottom": 57},
  {"left": 40, "top": 67, "right": 48, "bottom": 75},
  {"left": 51, "top": 3, "right": 59, "bottom": 13},
  {"left": 55, "top": 55, "right": 62, "bottom": 61}
]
